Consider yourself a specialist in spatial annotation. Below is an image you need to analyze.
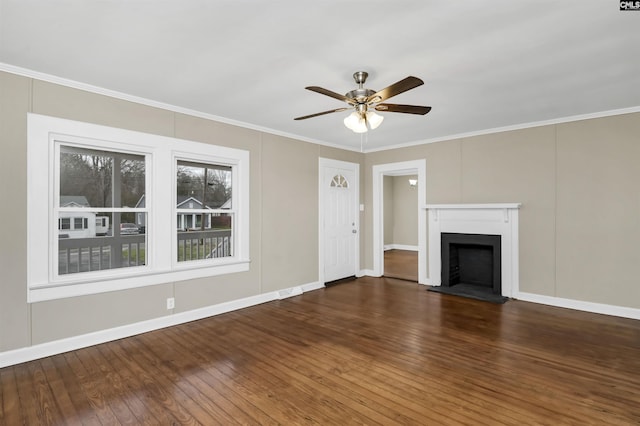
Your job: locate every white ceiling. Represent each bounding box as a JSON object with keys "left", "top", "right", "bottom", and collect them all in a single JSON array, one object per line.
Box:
[{"left": 1, "top": 1, "right": 639, "bottom": 151}]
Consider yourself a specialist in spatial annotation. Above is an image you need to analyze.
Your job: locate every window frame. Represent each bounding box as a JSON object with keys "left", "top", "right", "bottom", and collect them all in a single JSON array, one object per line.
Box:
[
  {"left": 54, "top": 140, "right": 150, "bottom": 278},
  {"left": 172, "top": 154, "right": 239, "bottom": 268},
  {"left": 27, "top": 113, "right": 250, "bottom": 303},
  {"left": 174, "top": 156, "right": 236, "bottom": 266}
]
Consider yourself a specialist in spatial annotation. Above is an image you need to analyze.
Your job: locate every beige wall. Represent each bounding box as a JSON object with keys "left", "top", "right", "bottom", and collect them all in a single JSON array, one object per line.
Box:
[
  {"left": 1, "top": 68, "right": 639, "bottom": 356},
  {"left": 383, "top": 176, "right": 394, "bottom": 245},
  {"left": 365, "top": 113, "right": 640, "bottom": 309},
  {"left": 392, "top": 175, "right": 418, "bottom": 246},
  {"left": 555, "top": 115, "right": 640, "bottom": 307},
  {"left": 383, "top": 175, "right": 419, "bottom": 247},
  {"left": 0, "top": 72, "right": 32, "bottom": 351},
  {"left": 0, "top": 71, "right": 364, "bottom": 352}
]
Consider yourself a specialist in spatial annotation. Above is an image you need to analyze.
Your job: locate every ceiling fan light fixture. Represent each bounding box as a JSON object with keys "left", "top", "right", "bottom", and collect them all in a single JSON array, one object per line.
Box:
[
  {"left": 343, "top": 111, "right": 359, "bottom": 130},
  {"left": 352, "top": 117, "right": 368, "bottom": 133},
  {"left": 366, "top": 111, "right": 384, "bottom": 130},
  {"left": 344, "top": 111, "right": 367, "bottom": 133},
  {"left": 296, "top": 71, "right": 430, "bottom": 135}
]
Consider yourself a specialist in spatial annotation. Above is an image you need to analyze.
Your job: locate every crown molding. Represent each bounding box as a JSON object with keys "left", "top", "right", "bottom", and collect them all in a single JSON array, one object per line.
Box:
[
  {"left": 364, "top": 105, "right": 640, "bottom": 153},
  {"left": 0, "top": 62, "right": 364, "bottom": 153},
  {"left": 3, "top": 62, "right": 638, "bottom": 154}
]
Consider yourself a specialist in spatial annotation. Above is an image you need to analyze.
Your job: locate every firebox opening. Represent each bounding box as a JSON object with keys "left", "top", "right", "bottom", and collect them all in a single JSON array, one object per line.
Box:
[{"left": 441, "top": 233, "right": 501, "bottom": 295}]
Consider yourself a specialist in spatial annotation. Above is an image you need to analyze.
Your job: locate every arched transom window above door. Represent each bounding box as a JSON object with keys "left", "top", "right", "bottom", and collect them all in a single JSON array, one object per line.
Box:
[{"left": 330, "top": 174, "right": 349, "bottom": 188}]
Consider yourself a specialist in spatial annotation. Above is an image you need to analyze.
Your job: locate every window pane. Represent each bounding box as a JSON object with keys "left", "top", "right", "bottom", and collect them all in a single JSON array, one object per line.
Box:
[
  {"left": 57, "top": 145, "right": 147, "bottom": 276},
  {"left": 59, "top": 146, "right": 145, "bottom": 209},
  {"left": 119, "top": 156, "right": 146, "bottom": 209},
  {"left": 176, "top": 160, "right": 233, "bottom": 264},
  {"left": 177, "top": 213, "right": 233, "bottom": 262},
  {"left": 177, "top": 161, "right": 232, "bottom": 210},
  {"left": 205, "top": 167, "right": 232, "bottom": 209},
  {"left": 60, "top": 147, "right": 113, "bottom": 208},
  {"left": 58, "top": 212, "right": 147, "bottom": 275}
]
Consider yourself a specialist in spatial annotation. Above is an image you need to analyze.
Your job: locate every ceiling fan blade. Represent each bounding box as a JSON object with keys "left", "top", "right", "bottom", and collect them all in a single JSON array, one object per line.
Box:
[
  {"left": 294, "top": 107, "right": 350, "bottom": 120},
  {"left": 375, "top": 103, "right": 432, "bottom": 115},
  {"left": 305, "top": 86, "right": 355, "bottom": 104},
  {"left": 367, "top": 76, "right": 424, "bottom": 103}
]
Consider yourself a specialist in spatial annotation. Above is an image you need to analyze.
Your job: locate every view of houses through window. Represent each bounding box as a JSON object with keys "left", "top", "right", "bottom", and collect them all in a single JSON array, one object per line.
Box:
[
  {"left": 29, "top": 113, "right": 250, "bottom": 301},
  {"left": 57, "top": 147, "right": 234, "bottom": 275},
  {"left": 176, "top": 160, "right": 233, "bottom": 262},
  {"left": 58, "top": 146, "right": 147, "bottom": 275}
]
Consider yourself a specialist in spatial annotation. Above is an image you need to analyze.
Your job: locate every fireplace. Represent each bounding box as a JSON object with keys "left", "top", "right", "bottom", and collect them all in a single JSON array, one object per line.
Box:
[
  {"left": 425, "top": 203, "right": 521, "bottom": 297},
  {"left": 441, "top": 233, "right": 501, "bottom": 295}
]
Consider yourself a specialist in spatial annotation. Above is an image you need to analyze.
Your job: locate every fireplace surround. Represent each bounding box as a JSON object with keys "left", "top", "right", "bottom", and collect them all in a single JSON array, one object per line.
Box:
[{"left": 426, "top": 204, "right": 521, "bottom": 297}]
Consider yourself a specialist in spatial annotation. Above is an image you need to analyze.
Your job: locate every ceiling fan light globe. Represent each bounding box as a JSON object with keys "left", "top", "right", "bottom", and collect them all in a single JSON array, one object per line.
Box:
[
  {"left": 366, "top": 111, "right": 384, "bottom": 130},
  {"left": 352, "top": 119, "right": 368, "bottom": 133},
  {"left": 343, "top": 111, "right": 361, "bottom": 131}
]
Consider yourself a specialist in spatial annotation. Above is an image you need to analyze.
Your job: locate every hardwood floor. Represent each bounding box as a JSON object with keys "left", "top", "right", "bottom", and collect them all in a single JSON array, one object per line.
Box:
[
  {"left": 2, "top": 277, "right": 640, "bottom": 425},
  {"left": 384, "top": 249, "right": 418, "bottom": 281}
]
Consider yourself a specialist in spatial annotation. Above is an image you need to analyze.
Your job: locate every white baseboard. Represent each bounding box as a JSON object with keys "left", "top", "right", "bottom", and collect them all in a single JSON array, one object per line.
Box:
[
  {"left": 277, "top": 286, "right": 303, "bottom": 299},
  {"left": 0, "top": 281, "right": 321, "bottom": 368},
  {"left": 6, "top": 282, "right": 637, "bottom": 368},
  {"left": 423, "top": 286, "right": 640, "bottom": 320},
  {"left": 418, "top": 284, "right": 640, "bottom": 320},
  {"left": 301, "top": 281, "right": 324, "bottom": 292},
  {"left": 360, "top": 269, "right": 380, "bottom": 277},
  {"left": 514, "top": 292, "right": 640, "bottom": 320},
  {"left": 384, "top": 244, "right": 418, "bottom": 251}
]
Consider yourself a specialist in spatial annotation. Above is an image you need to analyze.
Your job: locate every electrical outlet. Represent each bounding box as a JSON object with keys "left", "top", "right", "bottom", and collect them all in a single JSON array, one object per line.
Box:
[{"left": 166, "top": 297, "right": 175, "bottom": 310}]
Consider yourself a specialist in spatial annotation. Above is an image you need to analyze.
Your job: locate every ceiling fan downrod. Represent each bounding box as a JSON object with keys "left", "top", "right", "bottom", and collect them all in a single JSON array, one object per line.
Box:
[{"left": 353, "top": 71, "right": 368, "bottom": 87}]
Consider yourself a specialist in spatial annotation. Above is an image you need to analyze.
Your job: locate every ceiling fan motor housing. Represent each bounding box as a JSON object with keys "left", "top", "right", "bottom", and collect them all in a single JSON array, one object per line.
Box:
[{"left": 345, "top": 88, "right": 376, "bottom": 104}]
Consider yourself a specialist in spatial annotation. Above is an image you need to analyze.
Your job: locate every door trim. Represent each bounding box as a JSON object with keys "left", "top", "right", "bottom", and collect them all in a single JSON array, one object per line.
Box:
[
  {"left": 372, "top": 160, "right": 427, "bottom": 284},
  {"left": 319, "top": 158, "right": 360, "bottom": 284}
]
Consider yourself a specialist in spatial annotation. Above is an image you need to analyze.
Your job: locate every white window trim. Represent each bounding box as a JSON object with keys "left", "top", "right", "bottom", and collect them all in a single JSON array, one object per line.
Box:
[
  {"left": 27, "top": 113, "right": 250, "bottom": 303},
  {"left": 53, "top": 139, "right": 150, "bottom": 280},
  {"left": 172, "top": 152, "right": 239, "bottom": 270}
]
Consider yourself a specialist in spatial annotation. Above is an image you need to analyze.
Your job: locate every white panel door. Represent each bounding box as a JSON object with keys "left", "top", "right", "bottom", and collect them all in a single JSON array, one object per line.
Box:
[{"left": 323, "top": 164, "right": 358, "bottom": 282}]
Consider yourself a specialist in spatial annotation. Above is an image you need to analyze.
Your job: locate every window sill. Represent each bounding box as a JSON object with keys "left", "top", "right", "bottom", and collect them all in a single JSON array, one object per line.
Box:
[{"left": 28, "top": 259, "right": 251, "bottom": 303}]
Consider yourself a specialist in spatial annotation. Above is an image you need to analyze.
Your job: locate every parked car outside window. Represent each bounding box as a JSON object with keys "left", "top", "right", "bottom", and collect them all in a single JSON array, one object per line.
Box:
[{"left": 120, "top": 223, "right": 139, "bottom": 235}]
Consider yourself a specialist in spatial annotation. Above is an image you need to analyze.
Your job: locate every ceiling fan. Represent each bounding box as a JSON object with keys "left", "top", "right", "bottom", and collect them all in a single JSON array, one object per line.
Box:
[{"left": 294, "top": 71, "right": 431, "bottom": 133}]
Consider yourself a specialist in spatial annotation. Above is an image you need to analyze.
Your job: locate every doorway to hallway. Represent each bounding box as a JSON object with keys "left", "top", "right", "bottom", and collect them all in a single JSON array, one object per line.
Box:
[{"left": 384, "top": 249, "right": 418, "bottom": 282}]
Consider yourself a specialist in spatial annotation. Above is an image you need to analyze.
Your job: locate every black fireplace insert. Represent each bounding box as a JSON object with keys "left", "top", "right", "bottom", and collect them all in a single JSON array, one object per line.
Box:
[{"left": 441, "top": 232, "right": 501, "bottom": 295}]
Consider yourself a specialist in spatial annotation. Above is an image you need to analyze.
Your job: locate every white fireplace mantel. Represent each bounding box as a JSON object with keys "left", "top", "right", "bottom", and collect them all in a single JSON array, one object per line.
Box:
[{"left": 424, "top": 203, "right": 521, "bottom": 297}]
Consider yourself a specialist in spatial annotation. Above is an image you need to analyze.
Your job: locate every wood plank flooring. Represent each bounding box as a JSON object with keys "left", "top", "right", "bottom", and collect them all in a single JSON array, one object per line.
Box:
[
  {"left": 2, "top": 277, "right": 640, "bottom": 425},
  {"left": 384, "top": 249, "right": 418, "bottom": 282}
]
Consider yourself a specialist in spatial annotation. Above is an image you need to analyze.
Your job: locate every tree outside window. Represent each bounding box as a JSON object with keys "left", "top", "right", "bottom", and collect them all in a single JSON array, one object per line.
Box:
[
  {"left": 58, "top": 146, "right": 147, "bottom": 274},
  {"left": 176, "top": 160, "right": 233, "bottom": 262}
]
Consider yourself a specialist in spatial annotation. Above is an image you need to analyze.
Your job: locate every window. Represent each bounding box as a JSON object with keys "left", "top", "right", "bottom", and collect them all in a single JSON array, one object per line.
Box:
[
  {"left": 57, "top": 145, "right": 147, "bottom": 275},
  {"left": 330, "top": 174, "right": 349, "bottom": 188},
  {"left": 28, "top": 113, "right": 250, "bottom": 302},
  {"left": 176, "top": 160, "right": 233, "bottom": 262}
]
